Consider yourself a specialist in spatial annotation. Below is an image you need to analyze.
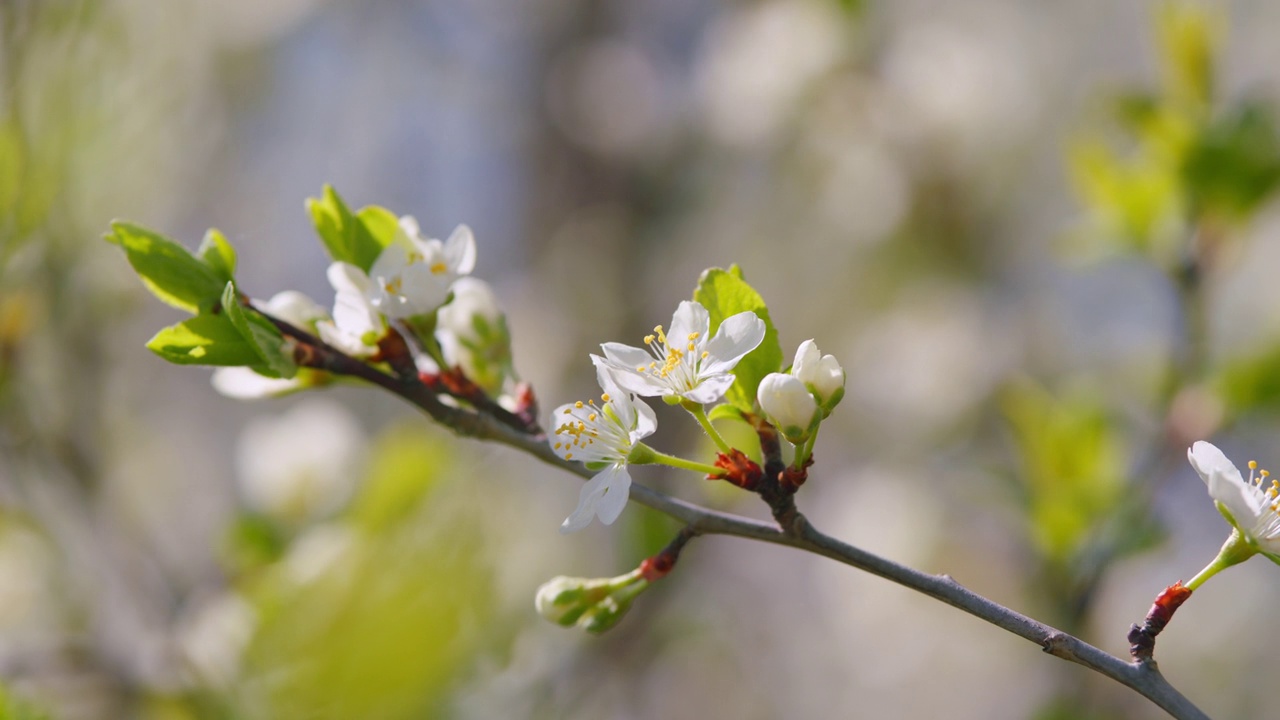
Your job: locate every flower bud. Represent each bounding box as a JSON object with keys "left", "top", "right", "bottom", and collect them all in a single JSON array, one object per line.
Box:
[
  {"left": 437, "top": 278, "right": 515, "bottom": 396},
  {"left": 757, "top": 372, "right": 819, "bottom": 444},
  {"left": 792, "top": 339, "right": 845, "bottom": 415},
  {"left": 534, "top": 572, "right": 648, "bottom": 634}
]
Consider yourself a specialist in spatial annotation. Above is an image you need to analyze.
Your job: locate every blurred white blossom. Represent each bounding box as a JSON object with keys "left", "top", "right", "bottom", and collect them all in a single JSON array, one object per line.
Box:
[{"left": 235, "top": 398, "right": 366, "bottom": 524}]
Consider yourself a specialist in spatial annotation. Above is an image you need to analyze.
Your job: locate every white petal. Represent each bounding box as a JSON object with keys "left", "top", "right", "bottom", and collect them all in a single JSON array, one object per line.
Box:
[
  {"left": 560, "top": 468, "right": 614, "bottom": 533},
  {"left": 262, "top": 291, "right": 327, "bottom": 328},
  {"left": 631, "top": 398, "right": 657, "bottom": 441},
  {"left": 593, "top": 465, "right": 632, "bottom": 525},
  {"left": 701, "top": 311, "right": 766, "bottom": 373},
  {"left": 1188, "top": 442, "right": 1263, "bottom": 527},
  {"left": 327, "top": 261, "right": 373, "bottom": 297},
  {"left": 595, "top": 364, "right": 635, "bottom": 427},
  {"left": 669, "top": 301, "right": 710, "bottom": 345},
  {"left": 212, "top": 368, "right": 302, "bottom": 400},
  {"left": 683, "top": 374, "right": 735, "bottom": 404},
  {"left": 398, "top": 215, "right": 423, "bottom": 239},
  {"left": 758, "top": 373, "right": 818, "bottom": 431},
  {"left": 792, "top": 339, "right": 819, "bottom": 377},
  {"left": 595, "top": 349, "right": 667, "bottom": 397},
  {"left": 444, "top": 224, "right": 477, "bottom": 274}
]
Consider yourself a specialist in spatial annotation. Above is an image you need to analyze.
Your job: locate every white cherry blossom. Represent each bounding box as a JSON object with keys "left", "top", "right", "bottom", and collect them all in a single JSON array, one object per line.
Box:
[
  {"left": 550, "top": 367, "right": 656, "bottom": 532},
  {"left": 367, "top": 217, "right": 476, "bottom": 319},
  {"left": 1187, "top": 441, "right": 1280, "bottom": 558},
  {"left": 594, "top": 300, "right": 765, "bottom": 404}
]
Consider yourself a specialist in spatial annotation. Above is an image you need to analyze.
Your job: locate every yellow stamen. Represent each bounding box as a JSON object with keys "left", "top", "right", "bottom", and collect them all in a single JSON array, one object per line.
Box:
[{"left": 430, "top": 261, "right": 448, "bottom": 274}]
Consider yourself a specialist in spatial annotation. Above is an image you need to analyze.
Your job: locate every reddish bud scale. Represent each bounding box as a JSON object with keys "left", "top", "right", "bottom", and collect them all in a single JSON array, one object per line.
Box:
[
  {"left": 710, "top": 449, "right": 764, "bottom": 491},
  {"left": 779, "top": 455, "right": 814, "bottom": 491},
  {"left": 639, "top": 555, "right": 674, "bottom": 582},
  {"left": 514, "top": 381, "right": 540, "bottom": 429},
  {"left": 1127, "top": 581, "right": 1193, "bottom": 662}
]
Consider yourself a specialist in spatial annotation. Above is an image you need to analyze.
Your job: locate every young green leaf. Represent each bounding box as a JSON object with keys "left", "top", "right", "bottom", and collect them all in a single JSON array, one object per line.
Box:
[
  {"left": 197, "top": 228, "right": 237, "bottom": 283},
  {"left": 106, "top": 221, "right": 227, "bottom": 313},
  {"left": 693, "top": 266, "right": 783, "bottom": 413},
  {"left": 221, "top": 283, "right": 297, "bottom": 379},
  {"left": 146, "top": 313, "right": 270, "bottom": 367},
  {"left": 306, "top": 185, "right": 397, "bottom": 272}
]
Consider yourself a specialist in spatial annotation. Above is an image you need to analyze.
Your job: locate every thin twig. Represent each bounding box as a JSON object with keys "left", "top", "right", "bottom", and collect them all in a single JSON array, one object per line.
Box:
[{"left": 265, "top": 314, "right": 1209, "bottom": 720}]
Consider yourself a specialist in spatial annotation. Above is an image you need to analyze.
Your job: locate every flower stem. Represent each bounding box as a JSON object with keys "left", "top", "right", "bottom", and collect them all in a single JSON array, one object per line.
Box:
[
  {"left": 1185, "top": 530, "right": 1255, "bottom": 591},
  {"left": 648, "top": 449, "right": 724, "bottom": 477},
  {"left": 795, "top": 423, "right": 819, "bottom": 468},
  {"left": 683, "top": 401, "right": 732, "bottom": 455}
]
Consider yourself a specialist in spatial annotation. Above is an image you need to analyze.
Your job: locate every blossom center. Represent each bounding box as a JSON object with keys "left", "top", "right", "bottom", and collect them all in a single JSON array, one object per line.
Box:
[
  {"left": 634, "top": 325, "right": 702, "bottom": 390},
  {"left": 1248, "top": 460, "right": 1280, "bottom": 512},
  {"left": 552, "top": 393, "right": 626, "bottom": 461}
]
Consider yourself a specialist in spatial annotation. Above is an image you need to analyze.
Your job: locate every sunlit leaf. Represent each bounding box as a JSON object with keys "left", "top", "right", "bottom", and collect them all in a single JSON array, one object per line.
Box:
[
  {"left": 146, "top": 313, "right": 268, "bottom": 368},
  {"left": 221, "top": 283, "right": 296, "bottom": 379},
  {"left": 306, "top": 185, "right": 397, "bottom": 272},
  {"left": 693, "top": 266, "right": 783, "bottom": 413},
  {"left": 197, "top": 228, "right": 237, "bottom": 283},
  {"left": 107, "top": 222, "right": 226, "bottom": 314}
]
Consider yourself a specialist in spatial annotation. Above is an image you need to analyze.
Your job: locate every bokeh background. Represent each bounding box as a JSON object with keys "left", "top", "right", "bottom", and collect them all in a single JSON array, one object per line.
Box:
[{"left": 5, "top": 0, "right": 1280, "bottom": 718}]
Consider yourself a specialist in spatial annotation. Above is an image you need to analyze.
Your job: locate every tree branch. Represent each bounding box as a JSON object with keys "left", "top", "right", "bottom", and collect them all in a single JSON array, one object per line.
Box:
[{"left": 266, "top": 314, "right": 1209, "bottom": 720}]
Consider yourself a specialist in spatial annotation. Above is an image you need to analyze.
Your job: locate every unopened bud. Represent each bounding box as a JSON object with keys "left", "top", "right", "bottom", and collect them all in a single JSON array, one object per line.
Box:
[
  {"left": 757, "top": 372, "right": 819, "bottom": 444},
  {"left": 792, "top": 339, "right": 845, "bottom": 415},
  {"left": 534, "top": 571, "right": 648, "bottom": 634}
]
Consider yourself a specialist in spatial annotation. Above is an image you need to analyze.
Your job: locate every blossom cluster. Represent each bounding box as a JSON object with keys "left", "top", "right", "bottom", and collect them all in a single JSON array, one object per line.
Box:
[
  {"left": 549, "top": 299, "right": 849, "bottom": 532},
  {"left": 212, "top": 216, "right": 513, "bottom": 402}
]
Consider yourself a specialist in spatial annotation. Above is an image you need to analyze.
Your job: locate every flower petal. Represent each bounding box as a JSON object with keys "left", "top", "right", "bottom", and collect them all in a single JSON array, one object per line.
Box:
[
  {"left": 792, "top": 339, "right": 819, "bottom": 376},
  {"left": 444, "top": 224, "right": 477, "bottom": 274},
  {"left": 669, "top": 301, "right": 710, "bottom": 346},
  {"left": 595, "top": 348, "right": 667, "bottom": 396},
  {"left": 559, "top": 467, "right": 622, "bottom": 533},
  {"left": 683, "top": 374, "right": 735, "bottom": 404},
  {"left": 631, "top": 397, "right": 657, "bottom": 441},
  {"left": 701, "top": 310, "right": 766, "bottom": 373},
  {"left": 596, "top": 365, "right": 634, "bottom": 428},
  {"left": 212, "top": 367, "right": 302, "bottom": 400},
  {"left": 1188, "top": 441, "right": 1263, "bottom": 527},
  {"left": 593, "top": 464, "right": 632, "bottom": 525}
]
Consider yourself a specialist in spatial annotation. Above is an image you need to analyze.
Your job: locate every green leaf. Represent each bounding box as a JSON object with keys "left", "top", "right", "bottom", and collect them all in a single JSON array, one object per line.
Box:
[
  {"left": 1157, "top": 2, "right": 1220, "bottom": 113},
  {"left": 1215, "top": 342, "right": 1280, "bottom": 416},
  {"left": 348, "top": 424, "right": 449, "bottom": 531},
  {"left": 221, "top": 283, "right": 296, "bottom": 379},
  {"left": 357, "top": 205, "right": 401, "bottom": 248},
  {"left": 197, "top": 228, "right": 237, "bottom": 283},
  {"left": 707, "top": 403, "right": 744, "bottom": 423},
  {"left": 306, "top": 185, "right": 397, "bottom": 272},
  {"left": 693, "top": 266, "right": 783, "bottom": 412},
  {"left": 146, "top": 313, "right": 268, "bottom": 367},
  {"left": 106, "top": 221, "right": 227, "bottom": 313},
  {"left": 1182, "top": 102, "right": 1280, "bottom": 221}
]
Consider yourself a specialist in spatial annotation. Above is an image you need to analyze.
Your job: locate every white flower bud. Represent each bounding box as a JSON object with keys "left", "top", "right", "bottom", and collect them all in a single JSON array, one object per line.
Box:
[
  {"left": 792, "top": 339, "right": 845, "bottom": 414},
  {"left": 757, "top": 372, "right": 819, "bottom": 443},
  {"left": 534, "top": 572, "right": 646, "bottom": 634},
  {"left": 437, "top": 278, "right": 514, "bottom": 395}
]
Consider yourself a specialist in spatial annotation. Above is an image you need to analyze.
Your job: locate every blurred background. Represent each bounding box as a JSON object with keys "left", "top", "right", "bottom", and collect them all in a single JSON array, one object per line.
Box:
[{"left": 4, "top": 0, "right": 1280, "bottom": 717}]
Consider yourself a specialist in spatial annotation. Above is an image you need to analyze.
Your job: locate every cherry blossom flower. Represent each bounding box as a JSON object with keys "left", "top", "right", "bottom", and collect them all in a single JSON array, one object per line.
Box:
[{"left": 594, "top": 300, "right": 765, "bottom": 404}]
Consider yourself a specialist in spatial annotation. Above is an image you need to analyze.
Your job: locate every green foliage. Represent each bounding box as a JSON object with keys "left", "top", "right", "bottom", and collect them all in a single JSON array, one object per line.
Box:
[
  {"left": 1181, "top": 102, "right": 1280, "bottom": 220},
  {"left": 196, "top": 229, "right": 237, "bottom": 284},
  {"left": 306, "top": 185, "right": 399, "bottom": 273},
  {"left": 1002, "top": 381, "right": 1127, "bottom": 567},
  {"left": 1215, "top": 343, "right": 1280, "bottom": 416},
  {"left": 1068, "top": 2, "right": 1280, "bottom": 263},
  {"left": 242, "top": 425, "right": 495, "bottom": 719},
  {"left": 1157, "top": 1, "right": 1219, "bottom": 113},
  {"left": 221, "top": 513, "right": 289, "bottom": 577},
  {"left": 146, "top": 313, "right": 271, "bottom": 367},
  {"left": 106, "top": 222, "right": 229, "bottom": 314},
  {"left": 693, "top": 265, "right": 783, "bottom": 413},
  {"left": 0, "top": 685, "right": 50, "bottom": 720},
  {"left": 220, "top": 283, "right": 295, "bottom": 379},
  {"left": 348, "top": 424, "right": 448, "bottom": 530}
]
